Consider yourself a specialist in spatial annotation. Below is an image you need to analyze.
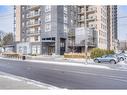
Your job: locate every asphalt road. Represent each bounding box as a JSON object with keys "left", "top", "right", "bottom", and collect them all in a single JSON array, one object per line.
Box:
[{"left": 0, "top": 59, "right": 127, "bottom": 89}]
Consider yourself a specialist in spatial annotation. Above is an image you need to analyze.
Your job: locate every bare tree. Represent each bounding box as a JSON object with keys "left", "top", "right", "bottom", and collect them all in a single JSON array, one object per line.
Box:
[
  {"left": 2, "top": 32, "right": 14, "bottom": 46},
  {"left": 0, "top": 31, "right": 5, "bottom": 47}
]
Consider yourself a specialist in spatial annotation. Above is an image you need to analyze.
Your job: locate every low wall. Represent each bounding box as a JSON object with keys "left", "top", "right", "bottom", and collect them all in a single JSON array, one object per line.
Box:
[
  {"left": 2, "top": 52, "right": 23, "bottom": 59},
  {"left": 64, "top": 53, "right": 90, "bottom": 58}
]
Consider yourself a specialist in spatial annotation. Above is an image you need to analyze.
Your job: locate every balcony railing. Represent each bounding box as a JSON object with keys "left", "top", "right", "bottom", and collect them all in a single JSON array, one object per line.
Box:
[
  {"left": 26, "top": 30, "right": 41, "bottom": 36},
  {"left": 27, "top": 21, "right": 41, "bottom": 27},
  {"left": 78, "top": 11, "right": 84, "bottom": 15},
  {"left": 86, "top": 16, "right": 97, "bottom": 21},
  {"left": 68, "top": 42, "right": 96, "bottom": 47},
  {"left": 86, "top": 7, "right": 97, "bottom": 13},
  {"left": 27, "top": 12, "right": 41, "bottom": 18},
  {"left": 26, "top": 5, "right": 41, "bottom": 10}
]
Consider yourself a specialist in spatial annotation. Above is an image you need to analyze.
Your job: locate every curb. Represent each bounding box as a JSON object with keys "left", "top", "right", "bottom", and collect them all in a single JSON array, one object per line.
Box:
[{"left": 0, "top": 57, "right": 111, "bottom": 70}]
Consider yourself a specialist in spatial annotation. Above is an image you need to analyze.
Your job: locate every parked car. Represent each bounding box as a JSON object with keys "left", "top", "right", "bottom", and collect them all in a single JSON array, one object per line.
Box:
[
  {"left": 114, "top": 53, "right": 127, "bottom": 61},
  {"left": 94, "top": 54, "right": 119, "bottom": 64}
]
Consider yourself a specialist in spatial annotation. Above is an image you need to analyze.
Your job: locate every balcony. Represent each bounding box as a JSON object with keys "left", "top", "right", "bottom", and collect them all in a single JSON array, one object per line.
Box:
[
  {"left": 27, "top": 5, "right": 41, "bottom": 10},
  {"left": 78, "top": 9, "right": 84, "bottom": 15},
  {"left": 86, "top": 16, "right": 97, "bottom": 21},
  {"left": 68, "top": 42, "right": 96, "bottom": 47},
  {"left": 78, "top": 19, "right": 85, "bottom": 23},
  {"left": 86, "top": 7, "right": 97, "bottom": 13},
  {"left": 26, "top": 30, "right": 41, "bottom": 36},
  {"left": 78, "top": 11, "right": 84, "bottom": 15},
  {"left": 27, "top": 12, "right": 41, "bottom": 19},
  {"left": 27, "top": 21, "right": 41, "bottom": 27}
]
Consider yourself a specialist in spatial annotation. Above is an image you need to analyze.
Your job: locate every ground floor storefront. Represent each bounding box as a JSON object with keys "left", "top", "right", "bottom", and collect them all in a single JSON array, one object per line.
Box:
[{"left": 16, "top": 39, "right": 66, "bottom": 55}]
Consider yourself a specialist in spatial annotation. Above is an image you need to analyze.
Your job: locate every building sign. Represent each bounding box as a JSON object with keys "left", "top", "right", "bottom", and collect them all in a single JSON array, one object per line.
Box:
[
  {"left": 75, "top": 27, "right": 88, "bottom": 45},
  {"left": 75, "top": 27, "right": 94, "bottom": 45}
]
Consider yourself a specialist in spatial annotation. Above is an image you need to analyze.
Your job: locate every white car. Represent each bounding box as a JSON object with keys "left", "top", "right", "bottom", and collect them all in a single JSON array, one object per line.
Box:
[{"left": 115, "top": 53, "right": 127, "bottom": 61}]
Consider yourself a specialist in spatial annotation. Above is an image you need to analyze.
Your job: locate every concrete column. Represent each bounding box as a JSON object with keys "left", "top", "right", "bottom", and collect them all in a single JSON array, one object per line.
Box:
[
  {"left": 65, "top": 37, "right": 68, "bottom": 53},
  {"left": 55, "top": 37, "right": 60, "bottom": 55}
]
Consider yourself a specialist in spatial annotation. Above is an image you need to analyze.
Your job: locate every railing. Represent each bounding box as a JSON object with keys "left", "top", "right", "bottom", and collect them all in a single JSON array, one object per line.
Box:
[
  {"left": 86, "top": 7, "right": 97, "bottom": 12},
  {"left": 86, "top": 16, "right": 97, "bottom": 21},
  {"left": 26, "top": 6, "right": 40, "bottom": 10},
  {"left": 27, "top": 21, "right": 41, "bottom": 27},
  {"left": 27, "top": 12, "right": 41, "bottom": 18},
  {"left": 27, "top": 30, "right": 41, "bottom": 36}
]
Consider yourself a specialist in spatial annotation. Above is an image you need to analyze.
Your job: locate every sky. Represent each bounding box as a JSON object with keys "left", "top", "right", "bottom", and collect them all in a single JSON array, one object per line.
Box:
[
  {"left": 0, "top": 5, "right": 127, "bottom": 41},
  {"left": 0, "top": 6, "right": 14, "bottom": 33},
  {"left": 118, "top": 6, "right": 127, "bottom": 41}
]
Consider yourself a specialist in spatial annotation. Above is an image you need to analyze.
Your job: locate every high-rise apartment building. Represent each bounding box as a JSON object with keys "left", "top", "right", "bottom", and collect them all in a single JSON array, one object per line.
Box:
[
  {"left": 107, "top": 5, "right": 118, "bottom": 50},
  {"left": 77, "top": 5, "right": 108, "bottom": 49},
  {"left": 15, "top": 5, "right": 71, "bottom": 55},
  {"left": 15, "top": 5, "right": 117, "bottom": 55},
  {"left": 69, "top": 5, "right": 118, "bottom": 52}
]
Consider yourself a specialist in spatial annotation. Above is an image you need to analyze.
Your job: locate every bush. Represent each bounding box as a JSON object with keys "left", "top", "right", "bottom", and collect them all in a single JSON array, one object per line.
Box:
[
  {"left": 90, "top": 48, "right": 114, "bottom": 59},
  {"left": 64, "top": 53, "right": 85, "bottom": 58},
  {"left": 31, "top": 54, "right": 37, "bottom": 56},
  {"left": 105, "top": 50, "right": 114, "bottom": 55}
]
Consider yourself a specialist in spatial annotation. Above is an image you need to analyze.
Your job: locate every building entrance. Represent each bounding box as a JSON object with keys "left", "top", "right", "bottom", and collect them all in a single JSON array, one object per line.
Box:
[{"left": 48, "top": 46, "right": 55, "bottom": 55}]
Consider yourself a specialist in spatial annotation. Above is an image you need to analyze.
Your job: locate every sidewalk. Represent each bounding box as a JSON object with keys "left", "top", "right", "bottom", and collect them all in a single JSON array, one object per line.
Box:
[
  {"left": 26, "top": 55, "right": 123, "bottom": 69},
  {"left": 26, "top": 55, "right": 94, "bottom": 63},
  {"left": 0, "top": 71, "right": 59, "bottom": 89},
  {"left": 0, "top": 55, "right": 126, "bottom": 70}
]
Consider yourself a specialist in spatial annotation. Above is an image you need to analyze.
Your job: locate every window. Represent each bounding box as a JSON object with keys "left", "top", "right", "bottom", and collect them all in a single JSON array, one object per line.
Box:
[
  {"left": 81, "top": 15, "right": 84, "bottom": 20},
  {"left": 45, "top": 13, "right": 51, "bottom": 22},
  {"left": 22, "top": 7, "right": 25, "bottom": 11},
  {"left": 60, "top": 42, "right": 65, "bottom": 47},
  {"left": 26, "top": 21, "right": 29, "bottom": 26},
  {"left": 64, "top": 6, "right": 67, "bottom": 14},
  {"left": 45, "top": 23, "right": 51, "bottom": 32},
  {"left": 35, "top": 27, "right": 39, "bottom": 32},
  {"left": 81, "top": 23, "right": 84, "bottom": 27},
  {"left": 26, "top": 38, "right": 29, "bottom": 42},
  {"left": 81, "top": 8, "right": 84, "bottom": 13},
  {"left": 101, "top": 16, "right": 102, "bottom": 21},
  {"left": 45, "top": 6, "right": 51, "bottom": 12},
  {"left": 22, "top": 14, "right": 25, "bottom": 18},
  {"left": 64, "top": 14, "right": 67, "bottom": 23},
  {"left": 22, "top": 22, "right": 24, "bottom": 27},
  {"left": 64, "top": 25, "right": 68, "bottom": 33},
  {"left": 34, "top": 36, "right": 38, "bottom": 41},
  {"left": 26, "top": 13, "right": 29, "bottom": 18},
  {"left": 35, "top": 9, "right": 39, "bottom": 15},
  {"left": 71, "top": 20, "right": 73, "bottom": 25}
]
